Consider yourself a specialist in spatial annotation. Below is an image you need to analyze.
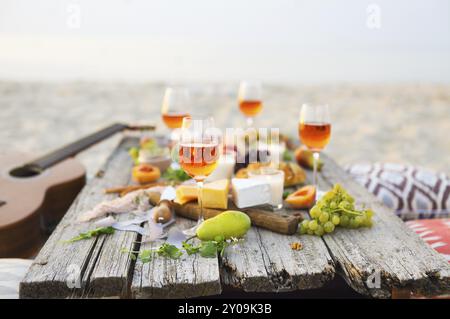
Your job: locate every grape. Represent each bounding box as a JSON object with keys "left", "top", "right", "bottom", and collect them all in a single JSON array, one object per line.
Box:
[
  {"left": 322, "top": 192, "right": 334, "bottom": 201},
  {"left": 329, "top": 201, "right": 337, "bottom": 210},
  {"left": 365, "top": 209, "right": 374, "bottom": 218},
  {"left": 355, "top": 216, "right": 364, "bottom": 226},
  {"left": 332, "top": 215, "right": 340, "bottom": 225},
  {"left": 339, "top": 201, "right": 351, "bottom": 210},
  {"left": 309, "top": 207, "right": 320, "bottom": 219},
  {"left": 298, "top": 184, "right": 375, "bottom": 236},
  {"left": 361, "top": 215, "right": 373, "bottom": 227},
  {"left": 309, "top": 220, "right": 318, "bottom": 231},
  {"left": 324, "top": 222, "right": 335, "bottom": 233},
  {"left": 299, "top": 225, "right": 307, "bottom": 234},
  {"left": 340, "top": 215, "right": 349, "bottom": 227},
  {"left": 319, "top": 212, "right": 330, "bottom": 223},
  {"left": 301, "top": 220, "right": 310, "bottom": 229},
  {"left": 314, "top": 225, "right": 324, "bottom": 236},
  {"left": 350, "top": 217, "right": 359, "bottom": 228}
]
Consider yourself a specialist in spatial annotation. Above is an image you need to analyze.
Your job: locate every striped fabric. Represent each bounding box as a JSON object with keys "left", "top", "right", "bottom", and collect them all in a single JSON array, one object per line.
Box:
[
  {"left": 346, "top": 163, "right": 450, "bottom": 220},
  {"left": 0, "top": 259, "right": 32, "bottom": 299},
  {"left": 406, "top": 219, "right": 450, "bottom": 263}
]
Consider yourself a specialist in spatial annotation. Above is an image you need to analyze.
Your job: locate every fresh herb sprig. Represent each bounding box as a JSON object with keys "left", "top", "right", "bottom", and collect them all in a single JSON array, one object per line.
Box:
[
  {"left": 123, "top": 237, "right": 240, "bottom": 264},
  {"left": 282, "top": 150, "right": 293, "bottom": 161},
  {"left": 121, "top": 243, "right": 183, "bottom": 264},
  {"left": 156, "top": 243, "right": 183, "bottom": 259},
  {"left": 162, "top": 167, "right": 191, "bottom": 182},
  {"left": 64, "top": 226, "right": 115, "bottom": 243}
]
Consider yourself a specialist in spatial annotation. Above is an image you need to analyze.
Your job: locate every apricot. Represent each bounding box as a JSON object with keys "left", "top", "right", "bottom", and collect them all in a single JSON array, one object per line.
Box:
[
  {"left": 285, "top": 185, "right": 316, "bottom": 209},
  {"left": 132, "top": 164, "right": 161, "bottom": 184}
]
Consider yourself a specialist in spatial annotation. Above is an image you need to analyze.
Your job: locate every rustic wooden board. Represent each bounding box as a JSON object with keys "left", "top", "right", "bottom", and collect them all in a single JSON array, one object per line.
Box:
[
  {"left": 148, "top": 192, "right": 301, "bottom": 235},
  {"left": 315, "top": 154, "right": 450, "bottom": 298},
  {"left": 131, "top": 218, "right": 222, "bottom": 298},
  {"left": 20, "top": 137, "right": 135, "bottom": 298},
  {"left": 20, "top": 135, "right": 450, "bottom": 299},
  {"left": 220, "top": 225, "right": 335, "bottom": 292}
]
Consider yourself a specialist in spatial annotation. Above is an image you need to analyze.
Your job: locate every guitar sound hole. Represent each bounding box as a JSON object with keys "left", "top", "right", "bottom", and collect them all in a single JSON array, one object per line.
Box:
[{"left": 9, "top": 166, "right": 42, "bottom": 178}]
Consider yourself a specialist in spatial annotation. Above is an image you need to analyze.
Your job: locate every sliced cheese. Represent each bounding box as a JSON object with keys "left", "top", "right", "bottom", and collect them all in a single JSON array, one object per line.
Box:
[
  {"left": 174, "top": 179, "right": 230, "bottom": 210},
  {"left": 202, "top": 179, "right": 229, "bottom": 210},
  {"left": 175, "top": 184, "right": 198, "bottom": 205},
  {"left": 231, "top": 178, "right": 271, "bottom": 208}
]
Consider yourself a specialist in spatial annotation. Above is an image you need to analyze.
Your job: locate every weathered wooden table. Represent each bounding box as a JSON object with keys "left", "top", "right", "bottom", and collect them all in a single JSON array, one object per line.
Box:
[{"left": 19, "top": 136, "right": 450, "bottom": 299}]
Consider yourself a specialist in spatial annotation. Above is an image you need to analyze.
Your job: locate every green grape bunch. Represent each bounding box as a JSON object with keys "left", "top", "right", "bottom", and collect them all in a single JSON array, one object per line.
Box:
[{"left": 299, "top": 184, "right": 374, "bottom": 236}]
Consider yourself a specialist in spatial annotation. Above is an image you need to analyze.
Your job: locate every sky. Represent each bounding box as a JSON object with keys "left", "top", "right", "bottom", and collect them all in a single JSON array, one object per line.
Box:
[{"left": 0, "top": 0, "right": 449, "bottom": 83}]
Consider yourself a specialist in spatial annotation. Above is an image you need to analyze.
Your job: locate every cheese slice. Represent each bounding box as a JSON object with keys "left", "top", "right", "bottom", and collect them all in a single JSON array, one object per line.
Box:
[
  {"left": 174, "top": 179, "right": 230, "bottom": 210},
  {"left": 231, "top": 178, "right": 271, "bottom": 208},
  {"left": 175, "top": 184, "right": 198, "bottom": 205},
  {"left": 202, "top": 179, "right": 229, "bottom": 210}
]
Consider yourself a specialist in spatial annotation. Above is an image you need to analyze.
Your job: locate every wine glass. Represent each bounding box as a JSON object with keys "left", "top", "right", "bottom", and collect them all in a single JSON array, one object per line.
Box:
[
  {"left": 238, "top": 81, "right": 263, "bottom": 127},
  {"left": 178, "top": 116, "right": 221, "bottom": 235},
  {"left": 161, "top": 87, "right": 191, "bottom": 142},
  {"left": 299, "top": 104, "right": 331, "bottom": 200}
]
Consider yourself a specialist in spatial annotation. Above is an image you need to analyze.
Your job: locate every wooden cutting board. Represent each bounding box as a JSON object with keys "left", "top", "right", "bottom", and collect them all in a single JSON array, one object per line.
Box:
[{"left": 147, "top": 192, "right": 302, "bottom": 235}]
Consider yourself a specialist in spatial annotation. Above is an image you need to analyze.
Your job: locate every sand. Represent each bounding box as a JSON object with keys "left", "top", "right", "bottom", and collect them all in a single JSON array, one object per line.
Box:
[{"left": 0, "top": 82, "right": 449, "bottom": 178}]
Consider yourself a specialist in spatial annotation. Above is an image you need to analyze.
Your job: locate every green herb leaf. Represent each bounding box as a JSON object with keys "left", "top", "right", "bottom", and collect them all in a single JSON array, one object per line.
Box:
[
  {"left": 282, "top": 150, "right": 293, "bottom": 161},
  {"left": 64, "top": 226, "right": 115, "bottom": 243},
  {"left": 156, "top": 243, "right": 182, "bottom": 259},
  {"left": 283, "top": 190, "right": 292, "bottom": 199},
  {"left": 128, "top": 147, "right": 140, "bottom": 165},
  {"left": 182, "top": 241, "right": 201, "bottom": 255},
  {"left": 162, "top": 167, "right": 191, "bottom": 182},
  {"left": 199, "top": 241, "right": 218, "bottom": 258},
  {"left": 139, "top": 250, "right": 153, "bottom": 263}
]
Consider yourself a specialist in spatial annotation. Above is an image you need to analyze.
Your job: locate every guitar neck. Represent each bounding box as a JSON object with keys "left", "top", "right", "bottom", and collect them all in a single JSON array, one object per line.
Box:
[{"left": 28, "top": 123, "right": 154, "bottom": 171}]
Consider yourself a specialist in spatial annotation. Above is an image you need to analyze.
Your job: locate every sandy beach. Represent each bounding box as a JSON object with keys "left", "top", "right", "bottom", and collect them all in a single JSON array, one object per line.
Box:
[{"left": 0, "top": 82, "right": 448, "bottom": 177}]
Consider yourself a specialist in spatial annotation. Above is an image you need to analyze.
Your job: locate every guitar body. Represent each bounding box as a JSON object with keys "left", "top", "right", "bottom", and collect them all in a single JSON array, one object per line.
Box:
[
  {"left": 0, "top": 152, "right": 86, "bottom": 258},
  {"left": 0, "top": 123, "right": 154, "bottom": 258}
]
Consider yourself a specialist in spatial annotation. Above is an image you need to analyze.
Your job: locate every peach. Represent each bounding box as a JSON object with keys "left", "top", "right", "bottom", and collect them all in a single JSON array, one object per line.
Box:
[
  {"left": 285, "top": 185, "right": 316, "bottom": 209},
  {"left": 132, "top": 164, "right": 161, "bottom": 184}
]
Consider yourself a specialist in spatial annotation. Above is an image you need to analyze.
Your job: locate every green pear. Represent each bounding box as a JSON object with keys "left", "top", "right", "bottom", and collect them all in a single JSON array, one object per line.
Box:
[{"left": 196, "top": 211, "right": 251, "bottom": 241}]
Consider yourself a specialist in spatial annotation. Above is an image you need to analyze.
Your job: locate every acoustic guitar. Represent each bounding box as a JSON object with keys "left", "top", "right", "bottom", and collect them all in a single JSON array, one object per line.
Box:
[{"left": 0, "top": 123, "right": 154, "bottom": 258}]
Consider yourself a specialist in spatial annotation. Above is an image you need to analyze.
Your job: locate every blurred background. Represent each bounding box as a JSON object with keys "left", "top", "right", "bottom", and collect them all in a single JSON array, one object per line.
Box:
[{"left": 0, "top": 0, "right": 449, "bottom": 176}]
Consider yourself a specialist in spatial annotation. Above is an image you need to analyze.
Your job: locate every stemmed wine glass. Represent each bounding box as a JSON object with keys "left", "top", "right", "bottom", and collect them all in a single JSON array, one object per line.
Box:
[
  {"left": 178, "top": 117, "right": 221, "bottom": 235},
  {"left": 238, "top": 81, "right": 263, "bottom": 127},
  {"left": 161, "top": 87, "right": 191, "bottom": 143},
  {"left": 299, "top": 104, "right": 331, "bottom": 200}
]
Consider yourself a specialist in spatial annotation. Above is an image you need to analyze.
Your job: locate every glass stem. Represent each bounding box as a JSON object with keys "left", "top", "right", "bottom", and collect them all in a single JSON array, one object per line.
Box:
[
  {"left": 246, "top": 117, "right": 253, "bottom": 127},
  {"left": 313, "top": 151, "right": 320, "bottom": 195},
  {"left": 197, "top": 181, "right": 204, "bottom": 224}
]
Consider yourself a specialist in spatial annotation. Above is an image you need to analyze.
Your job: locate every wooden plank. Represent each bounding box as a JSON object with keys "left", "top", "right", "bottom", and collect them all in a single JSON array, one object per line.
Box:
[
  {"left": 77, "top": 198, "right": 138, "bottom": 298},
  {"left": 19, "top": 137, "right": 134, "bottom": 298},
  {"left": 316, "top": 154, "right": 450, "bottom": 298},
  {"left": 220, "top": 216, "right": 335, "bottom": 292},
  {"left": 131, "top": 218, "right": 222, "bottom": 298}
]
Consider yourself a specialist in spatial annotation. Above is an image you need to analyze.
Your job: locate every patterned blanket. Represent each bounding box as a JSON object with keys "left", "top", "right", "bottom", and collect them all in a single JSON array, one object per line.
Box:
[{"left": 346, "top": 163, "right": 449, "bottom": 220}]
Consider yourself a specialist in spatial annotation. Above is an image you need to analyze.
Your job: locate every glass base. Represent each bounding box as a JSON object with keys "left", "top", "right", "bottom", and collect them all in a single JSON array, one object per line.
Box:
[{"left": 315, "top": 189, "right": 326, "bottom": 201}]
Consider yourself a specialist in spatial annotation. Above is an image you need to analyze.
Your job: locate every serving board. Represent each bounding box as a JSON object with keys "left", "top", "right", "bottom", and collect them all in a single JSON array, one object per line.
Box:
[
  {"left": 19, "top": 136, "right": 450, "bottom": 298},
  {"left": 147, "top": 192, "right": 301, "bottom": 235}
]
